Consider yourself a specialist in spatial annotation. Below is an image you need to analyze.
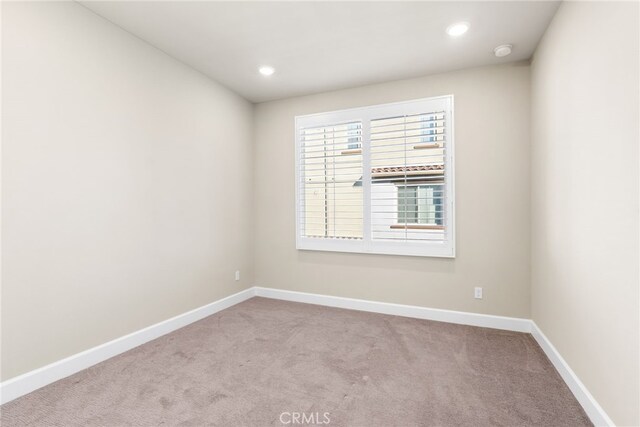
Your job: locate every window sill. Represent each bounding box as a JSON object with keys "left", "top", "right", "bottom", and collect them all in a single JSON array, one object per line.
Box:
[{"left": 297, "top": 236, "right": 454, "bottom": 258}]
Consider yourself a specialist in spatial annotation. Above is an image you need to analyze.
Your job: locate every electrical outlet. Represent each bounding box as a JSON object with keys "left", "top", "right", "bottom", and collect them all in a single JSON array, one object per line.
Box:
[
  {"left": 474, "top": 287, "right": 483, "bottom": 299},
  {"left": 235, "top": 270, "right": 240, "bottom": 281}
]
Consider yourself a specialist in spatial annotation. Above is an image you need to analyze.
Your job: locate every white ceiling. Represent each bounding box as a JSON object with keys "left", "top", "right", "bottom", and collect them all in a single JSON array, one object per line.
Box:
[{"left": 80, "top": 1, "right": 560, "bottom": 103}]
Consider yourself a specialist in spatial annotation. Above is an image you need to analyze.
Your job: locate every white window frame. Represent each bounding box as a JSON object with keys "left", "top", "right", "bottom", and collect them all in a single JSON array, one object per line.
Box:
[{"left": 295, "top": 95, "right": 455, "bottom": 258}]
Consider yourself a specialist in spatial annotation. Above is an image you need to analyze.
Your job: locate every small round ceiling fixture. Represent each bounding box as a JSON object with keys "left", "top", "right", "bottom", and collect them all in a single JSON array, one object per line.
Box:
[
  {"left": 446, "top": 22, "right": 470, "bottom": 37},
  {"left": 494, "top": 44, "right": 513, "bottom": 58},
  {"left": 259, "top": 66, "right": 275, "bottom": 76}
]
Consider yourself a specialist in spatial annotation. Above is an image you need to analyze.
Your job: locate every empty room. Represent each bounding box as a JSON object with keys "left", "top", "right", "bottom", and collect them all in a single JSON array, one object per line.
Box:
[{"left": 1, "top": 1, "right": 638, "bottom": 426}]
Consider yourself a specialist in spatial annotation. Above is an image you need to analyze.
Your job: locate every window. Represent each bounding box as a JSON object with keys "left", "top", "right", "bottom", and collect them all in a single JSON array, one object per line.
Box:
[
  {"left": 296, "top": 96, "right": 454, "bottom": 257},
  {"left": 397, "top": 184, "right": 443, "bottom": 227}
]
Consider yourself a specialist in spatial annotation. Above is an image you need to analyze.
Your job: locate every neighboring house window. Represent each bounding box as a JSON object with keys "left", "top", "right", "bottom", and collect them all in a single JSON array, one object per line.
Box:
[
  {"left": 346, "top": 122, "right": 362, "bottom": 150},
  {"left": 397, "top": 184, "right": 443, "bottom": 227},
  {"left": 296, "top": 96, "right": 454, "bottom": 257},
  {"left": 420, "top": 115, "right": 437, "bottom": 143}
]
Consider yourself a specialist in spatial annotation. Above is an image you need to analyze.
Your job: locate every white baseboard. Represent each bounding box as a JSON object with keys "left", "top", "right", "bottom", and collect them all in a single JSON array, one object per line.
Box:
[
  {"left": 530, "top": 322, "right": 614, "bottom": 427},
  {"left": 254, "top": 286, "right": 532, "bottom": 333},
  {"left": 1, "top": 285, "right": 614, "bottom": 427},
  {"left": 0, "top": 287, "right": 255, "bottom": 405}
]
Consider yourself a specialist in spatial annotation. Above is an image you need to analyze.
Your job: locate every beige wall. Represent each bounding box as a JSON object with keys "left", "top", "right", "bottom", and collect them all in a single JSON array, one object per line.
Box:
[
  {"left": 531, "top": 2, "right": 639, "bottom": 425},
  {"left": 1, "top": 2, "right": 254, "bottom": 380},
  {"left": 254, "top": 62, "right": 531, "bottom": 318}
]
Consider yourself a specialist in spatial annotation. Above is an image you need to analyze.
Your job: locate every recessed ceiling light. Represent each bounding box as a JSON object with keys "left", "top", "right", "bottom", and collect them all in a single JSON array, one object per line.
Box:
[
  {"left": 494, "top": 44, "right": 513, "bottom": 57},
  {"left": 446, "top": 22, "right": 470, "bottom": 37},
  {"left": 259, "top": 66, "right": 275, "bottom": 76}
]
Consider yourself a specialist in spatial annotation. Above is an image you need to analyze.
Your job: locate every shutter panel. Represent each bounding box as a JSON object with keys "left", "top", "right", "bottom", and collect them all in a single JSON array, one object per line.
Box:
[
  {"left": 299, "top": 121, "right": 363, "bottom": 240},
  {"left": 370, "top": 110, "right": 448, "bottom": 243}
]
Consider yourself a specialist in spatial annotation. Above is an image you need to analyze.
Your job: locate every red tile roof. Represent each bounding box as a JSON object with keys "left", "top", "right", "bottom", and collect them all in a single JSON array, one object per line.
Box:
[{"left": 371, "top": 165, "right": 444, "bottom": 176}]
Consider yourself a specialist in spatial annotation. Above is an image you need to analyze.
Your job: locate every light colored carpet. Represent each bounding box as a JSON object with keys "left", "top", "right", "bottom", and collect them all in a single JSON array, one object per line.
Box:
[{"left": 1, "top": 297, "right": 591, "bottom": 426}]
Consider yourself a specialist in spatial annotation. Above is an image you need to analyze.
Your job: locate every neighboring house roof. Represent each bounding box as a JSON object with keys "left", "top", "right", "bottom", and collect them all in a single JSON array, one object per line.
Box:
[
  {"left": 371, "top": 164, "right": 444, "bottom": 178},
  {"left": 353, "top": 164, "right": 444, "bottom": 187}
]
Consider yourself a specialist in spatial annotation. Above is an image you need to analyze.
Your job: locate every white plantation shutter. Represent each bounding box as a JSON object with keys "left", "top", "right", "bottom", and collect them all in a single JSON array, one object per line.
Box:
[
  {"left": 298, "top": 121, "right": 363, "bottom": 240},
  {"left": 370, "top": 111, "right": 447, "bottom": 243},
  {"left": 296, "top": 96, "right": 454, "bottom": 257}
]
